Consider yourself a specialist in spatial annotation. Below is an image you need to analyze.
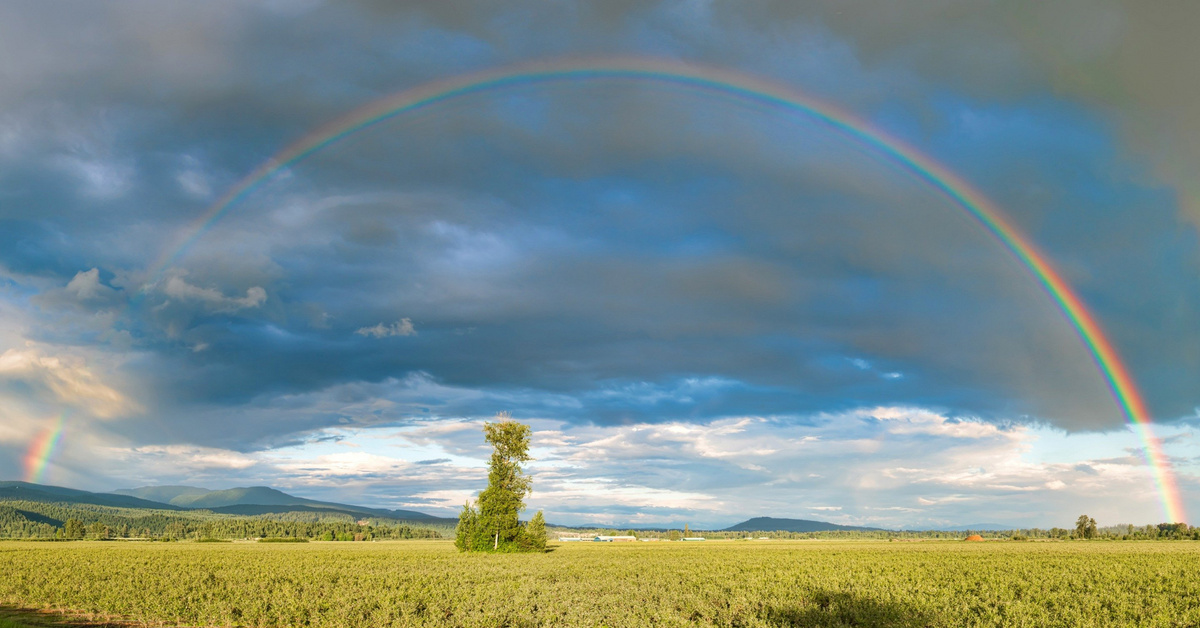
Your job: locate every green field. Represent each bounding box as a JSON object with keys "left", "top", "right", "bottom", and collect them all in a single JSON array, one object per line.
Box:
[{"left": 4, "top": 539, "right": 1200, "bottom": 627}]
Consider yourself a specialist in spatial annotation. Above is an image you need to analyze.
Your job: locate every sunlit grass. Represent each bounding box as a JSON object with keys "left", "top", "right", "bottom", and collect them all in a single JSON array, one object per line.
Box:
[{"left": 4, "top": 539, "right": 1200, "bottom": 626}]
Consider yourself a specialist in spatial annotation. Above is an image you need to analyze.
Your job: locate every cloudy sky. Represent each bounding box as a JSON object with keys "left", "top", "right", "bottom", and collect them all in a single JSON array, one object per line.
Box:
[{"left": 2, "top": 0, "right": 1199, "bottom": 529}]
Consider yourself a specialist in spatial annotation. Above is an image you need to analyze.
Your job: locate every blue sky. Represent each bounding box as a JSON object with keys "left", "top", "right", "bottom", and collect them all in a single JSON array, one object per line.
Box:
[{"left": 2, "top": 0, "right": 1199, "bottom": 529}]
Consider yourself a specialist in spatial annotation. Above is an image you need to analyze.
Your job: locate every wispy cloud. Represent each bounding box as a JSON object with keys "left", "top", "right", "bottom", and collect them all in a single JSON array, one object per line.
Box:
[{"left": 355, "top": 318, "right": 416, "bottom": 338}]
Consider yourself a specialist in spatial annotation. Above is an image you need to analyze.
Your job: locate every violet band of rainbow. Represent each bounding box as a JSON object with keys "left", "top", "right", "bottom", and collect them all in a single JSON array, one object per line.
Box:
[{"left": 145, "top": 57, "right": 1186, "bottom": 523}]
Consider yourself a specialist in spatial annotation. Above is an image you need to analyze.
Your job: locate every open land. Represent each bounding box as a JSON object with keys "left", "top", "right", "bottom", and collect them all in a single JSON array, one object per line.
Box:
[{"left": 4, "top": 540, "right": 1200, "bottom": 627}]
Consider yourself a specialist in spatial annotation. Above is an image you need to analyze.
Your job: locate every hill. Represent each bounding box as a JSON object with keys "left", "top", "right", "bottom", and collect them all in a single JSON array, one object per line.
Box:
[
  {"left": 722, "top": 517, "right": 886, "bottom": 533},
  {"left": 0, "top": 481, "right": 185, "bottom": 511},
  {"left": 111, "top": 485, "right": 210, "bottom": 504},
  {"left": 0, "top": 480, "right": 454, "bottom": 540},
  {"left": 114, "top": 485, "right": 454, "bottom": 524}
]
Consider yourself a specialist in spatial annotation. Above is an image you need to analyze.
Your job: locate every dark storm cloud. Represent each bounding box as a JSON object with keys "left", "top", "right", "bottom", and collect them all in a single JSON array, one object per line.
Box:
[{"left": 2, "top": 0, "right": 1199, "bottom": 473}]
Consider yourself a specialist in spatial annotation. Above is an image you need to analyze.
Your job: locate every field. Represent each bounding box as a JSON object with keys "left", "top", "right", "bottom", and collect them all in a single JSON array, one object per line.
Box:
[{"left": 4, "top": 540, "right": 1200, "bottom": 627}]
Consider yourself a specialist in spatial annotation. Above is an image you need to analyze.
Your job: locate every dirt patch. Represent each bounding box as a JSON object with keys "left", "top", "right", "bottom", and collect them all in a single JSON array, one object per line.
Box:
[
  {"left": 964, "top": 534, "right": 984, "bottom": 542},
  {"left": 0, "top": 606, "right": 144, "bottom": 627}
]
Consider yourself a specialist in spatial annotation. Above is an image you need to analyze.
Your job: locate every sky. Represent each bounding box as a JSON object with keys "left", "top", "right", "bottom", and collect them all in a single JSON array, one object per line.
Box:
[{"left": 2, "top": 0, "right": 1199, "bottom": 530}]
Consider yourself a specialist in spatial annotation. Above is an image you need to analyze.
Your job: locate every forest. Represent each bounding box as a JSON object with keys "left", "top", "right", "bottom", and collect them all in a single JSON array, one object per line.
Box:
[{"left": 0, "top": 500, "right": 443, "bottom": 541}]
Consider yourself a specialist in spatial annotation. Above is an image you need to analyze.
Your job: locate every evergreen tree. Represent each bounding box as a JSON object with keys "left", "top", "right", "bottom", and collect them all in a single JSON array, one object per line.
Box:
[
  {"left": 521, "top": 510, "right": 547, "bottom": 551},
  {"left": 63, "top": 518, "right": 85, "bottom": 539}
]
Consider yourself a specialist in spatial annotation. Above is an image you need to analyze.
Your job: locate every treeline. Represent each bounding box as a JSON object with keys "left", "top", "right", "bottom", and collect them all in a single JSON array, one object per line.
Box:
[
  {"left": 0, "top": 500, "right": 442, "bottom": 541},
  {"left": 550, "top": 524, "right": 1200, "bottom": 541}
]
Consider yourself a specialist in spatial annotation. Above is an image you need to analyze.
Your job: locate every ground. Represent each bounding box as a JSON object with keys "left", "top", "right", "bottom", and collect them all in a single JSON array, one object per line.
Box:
[{"left": 3, "top": 539, "right": 1200, "bottom": 627}]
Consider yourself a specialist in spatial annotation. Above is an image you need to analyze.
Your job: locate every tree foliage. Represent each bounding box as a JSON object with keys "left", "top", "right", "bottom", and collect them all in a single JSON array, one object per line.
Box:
[
  {"left": 1076, "top": 515, "right": 1098, "bottom": 539},
  {"left": 455, "top": 414, "right": 547, "bottom": 552},
  {"left": 0, "top": 499, "right": 443, "bottom": 540}
]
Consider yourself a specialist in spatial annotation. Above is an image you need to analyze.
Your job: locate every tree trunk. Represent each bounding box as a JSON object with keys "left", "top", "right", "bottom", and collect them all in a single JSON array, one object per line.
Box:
[{"left": 494, "top": 531, "right": 499, "bottom": 549}]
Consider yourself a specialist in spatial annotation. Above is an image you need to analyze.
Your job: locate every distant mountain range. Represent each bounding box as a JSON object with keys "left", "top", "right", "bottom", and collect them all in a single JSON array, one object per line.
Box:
[
  {"left": 112, "top": 485, "right": 448, "bottom": 522},
  {"left": 2, "top": 481, "right": 1020, "bottom": 533},
  {"left": 1, "top": 481, "right": 457, "bottom": 526},
  {"left": 722, "top": 517, "right": 886, "bottom": 533},
  {"left": 0, "top": 481, "right": 186, "bottom": 511}
]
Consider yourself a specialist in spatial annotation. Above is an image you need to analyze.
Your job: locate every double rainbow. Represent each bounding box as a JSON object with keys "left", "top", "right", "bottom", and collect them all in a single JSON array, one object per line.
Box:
[{"left": 148, "top": 58, "right": 1185, "bottom": 522}]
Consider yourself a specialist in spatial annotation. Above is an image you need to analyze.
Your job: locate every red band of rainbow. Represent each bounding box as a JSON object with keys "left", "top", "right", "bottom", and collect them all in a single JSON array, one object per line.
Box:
[{"left": 146, "top": 58, "right": 1185, "bottom": 523}]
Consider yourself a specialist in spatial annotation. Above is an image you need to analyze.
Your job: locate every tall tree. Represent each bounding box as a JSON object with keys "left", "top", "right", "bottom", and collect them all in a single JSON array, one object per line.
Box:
[
  {"left": 455, "top": 413, "right": 547, "bottom": 552},
  {"left": 1076, "top": 515, "right": 1097, "bottom": 539},
  {"left": 63, "top": 518, "right": 84, "bottom": 539}
]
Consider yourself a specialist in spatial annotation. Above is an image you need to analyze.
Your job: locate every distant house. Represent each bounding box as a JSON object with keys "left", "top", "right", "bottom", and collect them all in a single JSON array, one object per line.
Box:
[
  {"left": 682, "top": 537, "right": 706, "bottom": 541},
  {"left": 557, "top": 537, "right": 584, "bottom": 542},
  {"left": 593, "top": 535, "right": 637, "bottom": 542}
]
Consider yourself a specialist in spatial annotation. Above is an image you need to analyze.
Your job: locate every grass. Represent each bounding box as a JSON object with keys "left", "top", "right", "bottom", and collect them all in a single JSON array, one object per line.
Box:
[{"left": 4, "top": 539, "right": 1200, "bottom": 626}]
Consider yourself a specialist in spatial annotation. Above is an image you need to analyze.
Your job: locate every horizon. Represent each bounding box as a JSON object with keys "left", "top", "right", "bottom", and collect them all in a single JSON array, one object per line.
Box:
[
  {"left": 2, "top": 1, "right": 1198, "bottom": 531},
  {"left": 2, "top": 478, "right": 1169, "bottom": 532}
]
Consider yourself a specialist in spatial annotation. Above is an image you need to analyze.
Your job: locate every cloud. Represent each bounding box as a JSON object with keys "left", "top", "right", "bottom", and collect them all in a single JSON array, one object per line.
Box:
[
  {"left": 162, "top": 276, "right": 267, "bottom": 312},
  {"left": 65, "top": 268, "right": 117, "bottom": 302},
  {"left": 0, "top": 345, "right": 140, "bottom": 419},
  {"left": 355, "top": 318, "right": 416, "bottom": 338},
  {"left": 49, "top": 407, "right": 1187, "bottom": 528}
]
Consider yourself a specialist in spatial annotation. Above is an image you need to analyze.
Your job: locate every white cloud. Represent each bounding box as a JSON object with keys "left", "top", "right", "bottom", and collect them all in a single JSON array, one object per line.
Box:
[
  {"left": 355, "top": 318, "right": 416, "bottom": 338},
  {"left": 0, "top": 345, "right": 140, "bottom": 419},
  {"left": 64, "top": 268, "right": 118, "bottom": 303},
  {"left": 114, "top": 445, "right": 258, "bottom": 472},
  {"left": 163, "top": 275, "right": 266, "bottom": 312}
]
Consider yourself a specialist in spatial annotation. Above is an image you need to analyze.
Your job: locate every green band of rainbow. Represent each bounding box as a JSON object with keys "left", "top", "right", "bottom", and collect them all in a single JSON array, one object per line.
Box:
[
  {"left": 149, "top": 57, "right": 1185, "bottom": 523},
  {"left": 24, "top": 412, "right": 65, "bottom": 484}
]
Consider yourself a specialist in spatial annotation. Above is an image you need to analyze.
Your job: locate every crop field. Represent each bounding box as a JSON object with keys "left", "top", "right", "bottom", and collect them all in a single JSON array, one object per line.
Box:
[{"left": 3, "top": 540, "right": 1200, "bottom": 627}]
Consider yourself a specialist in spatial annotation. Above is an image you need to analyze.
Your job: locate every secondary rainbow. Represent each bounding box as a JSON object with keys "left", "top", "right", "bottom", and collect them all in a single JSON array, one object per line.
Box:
[
  {"left": 150, "top": 57, "right": 1186, "bottom": 522},
  {"left": 24, "top": 413, "right": 66, "bottom": 484}
]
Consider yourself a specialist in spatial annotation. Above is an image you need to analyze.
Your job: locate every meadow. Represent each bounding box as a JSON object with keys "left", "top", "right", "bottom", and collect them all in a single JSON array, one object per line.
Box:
[{"left": 3, "top": 539, "right": 1200, "bottom": 627}]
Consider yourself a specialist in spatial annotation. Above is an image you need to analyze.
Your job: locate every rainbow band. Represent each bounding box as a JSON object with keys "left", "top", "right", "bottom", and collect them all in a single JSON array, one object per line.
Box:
[
  {"left": 24, "top": 413, "right": 66, "bottom": 484},
  {"left": 151, "top": 57, "right": 1185, "bottom": 523}
]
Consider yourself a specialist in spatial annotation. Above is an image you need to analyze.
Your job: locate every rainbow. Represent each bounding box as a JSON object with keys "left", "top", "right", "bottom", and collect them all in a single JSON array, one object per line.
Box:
[
  {"left": 24, "top": 413, "right": 66, "bottom": 484},
  {"left": 151, "top": 57, "right": 1185, "bottom": 522}
]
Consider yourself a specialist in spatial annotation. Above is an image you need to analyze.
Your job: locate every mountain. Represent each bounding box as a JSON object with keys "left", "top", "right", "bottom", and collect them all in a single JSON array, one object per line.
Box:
[
  {"left": 722, "top": 517, "right": 887, "bottom": 533},
  {"left": 112, "top": 485, "right": 210, "bottom": 504},
  {"left": 0, "top": 481, "right": 185, "bottom": 511},
  {"left": 2, "top": 480, "right": 455, "bottom": 525},
  {"left": 112, "top": 484, "right": 454, "bottom": 523}
]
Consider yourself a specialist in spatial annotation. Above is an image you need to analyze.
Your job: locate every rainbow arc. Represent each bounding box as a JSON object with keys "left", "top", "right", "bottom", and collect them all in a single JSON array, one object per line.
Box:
[{"left": 144, "top": 57, "right": 1185, "bottom": 523}]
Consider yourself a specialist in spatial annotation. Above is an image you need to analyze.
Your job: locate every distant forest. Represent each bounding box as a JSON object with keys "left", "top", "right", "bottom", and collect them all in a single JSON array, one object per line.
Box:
[
  {"left": 2, "top": 497, "right": 1196, "bottom": 542},
  {"left": 0, "top": 500, "right": 444, "bottom": 541}
]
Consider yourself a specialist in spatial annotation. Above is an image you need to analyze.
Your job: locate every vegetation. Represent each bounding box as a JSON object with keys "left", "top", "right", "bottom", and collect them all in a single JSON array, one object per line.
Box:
[
  {"left": 0, "top": 499, "right": 443, "bottom": 541},
  {"left": 5, "top": 496, "right": 1197, "bottom": 544},
  {"left": 547, "top": 522, "right": 1200, "bottom": 542},
  {"left": 1076, "top": 514, "right": 1098, "bottom": 539},
  {"left": 455, "top": 415, "right": 547, "bottom": 552},
  {"left": 6, "top": 540, "right": 1200, "bottom": 626}
]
